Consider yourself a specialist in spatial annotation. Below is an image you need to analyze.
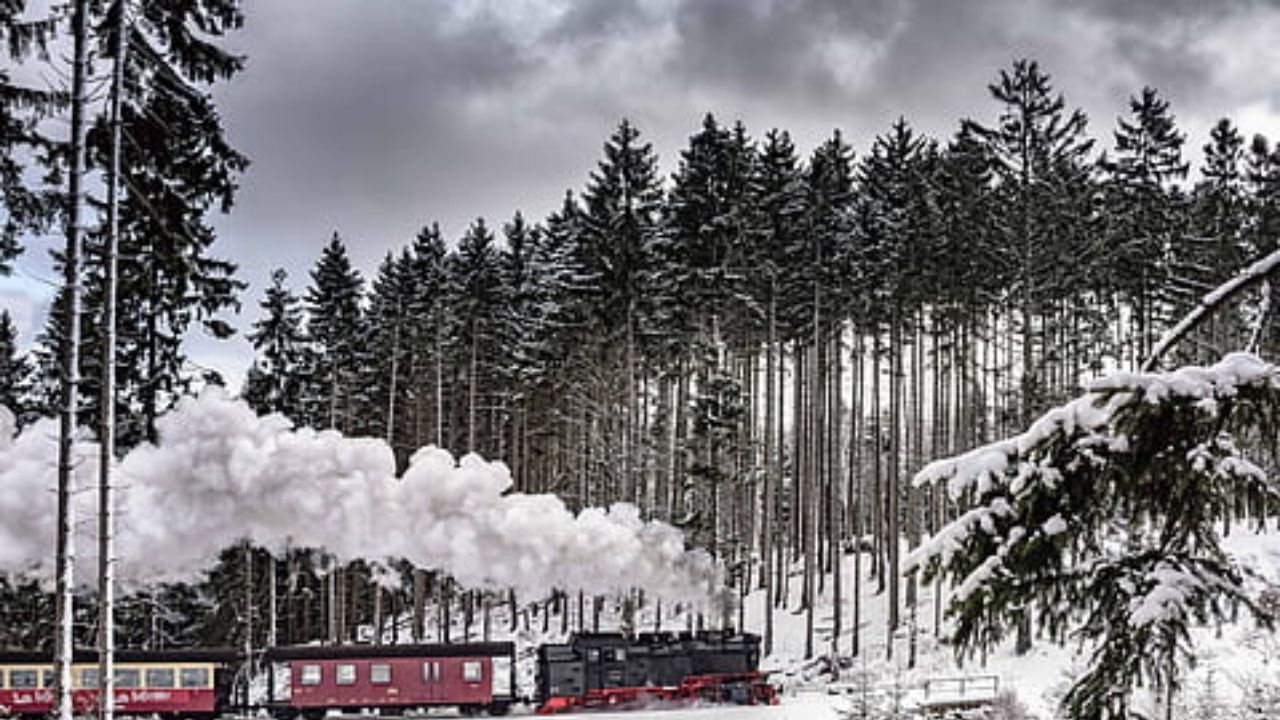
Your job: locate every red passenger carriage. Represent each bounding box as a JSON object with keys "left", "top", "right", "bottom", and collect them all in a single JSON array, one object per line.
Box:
[{"left": 263, "top": 643, "right": 516, "bottom": 718}]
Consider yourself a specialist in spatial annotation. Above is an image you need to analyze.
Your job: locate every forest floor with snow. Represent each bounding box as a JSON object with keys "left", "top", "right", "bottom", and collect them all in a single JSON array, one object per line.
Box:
[{"left": 436, "top": 520, "right": 1280, "bottom": 719}]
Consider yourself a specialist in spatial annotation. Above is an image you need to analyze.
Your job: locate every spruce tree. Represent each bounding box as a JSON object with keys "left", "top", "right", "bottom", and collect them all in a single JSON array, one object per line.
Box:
[
  {"left": 1102, "top": 86, "right": 1189, "bottom": 365},
  {"left": 662, "top": 114, "right": 759, "bottom": 340},
  {"left": 449, "top": 218, "right": 504, "bottom": 453},
  {"left": 363, "top": 250, "right": 415, "bottom": 456},
  {"left": 243, "top": 269, "right": 308, "bottom": 422},
  {"left": 912, "top": 354, "right": 1280, "bottom": 720},
  {"left": 1182, "top": 119, "right": 1248, "bottom": 359},
  {"left": 577, "top": 120, "right": 664, "bottom": 501},
  {"left": 0, "top": 1, "right": 59, "bottom": 275},
  {"left": 34, "top": 0, "right": 249, "bottom": 448},
  {"left": 305, "top": 233, "right": 365, "bottom": 432},
  {"left": 0, "top": 310, "right": 28, "bottom": 416},
  {"left": 966, "top": 59, "right": 1094, "bottom": 421},
  {"left": 406, "top": 223, "right": 451, "bottom": 448}
]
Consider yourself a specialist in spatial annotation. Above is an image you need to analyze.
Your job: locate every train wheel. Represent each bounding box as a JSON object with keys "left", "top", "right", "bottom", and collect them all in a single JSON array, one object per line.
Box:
[
  {"left": 485, "top": 702, "right": 511, "bottom": 717},
  {"left": 458, "top": 705, "right": 482, "bottom": 718},
  {"left": 302, "top": 709, "right": 327, "bottom": 720}
]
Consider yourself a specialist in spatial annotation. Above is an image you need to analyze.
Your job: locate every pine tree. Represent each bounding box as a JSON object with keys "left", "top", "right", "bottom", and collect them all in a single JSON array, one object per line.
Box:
[
  {"left": 966, "top": 59, "right": 1094, "bottom": 421},
  {"left": 243, "top": 269, "right": 308, "bottom": 422},
  {"left": 305, "top": 233, "right": 365, "bottom": 432},
  {"left": 1102, "top": 86, "right": 1189, "bottom": 365},
  {"left": 406, "top": 223, "right": 451, "bottom": 448},
  {"left": 0, "top": 310, "right": 28, "bottom": 416},
  {"left": 662, "top": 115, "right": 760, "bottom": 562},
  {"left": 449, "top": 218, "right": 504, "bottom": 453},
  {"left": 753, "top": 128, "right": 807, "bottom": 656},
  {"left": 363, "top": 251, "right": 415, "bottom": 457},
  {"left": 913, "top": 354, "right": 1280, "bottom": 720},
  {"left": 577, "top": 120, "right": 664, "bottom": 504},
  {"left": 1244, "top": 136, "right": 1280, "bottom": 354},
  {"left": 662, "top": 114, "right": 760, "bottom": 339},
  {"left": 0, "top": 1, "right": 59, "bottom": 275},
  {"left": 35, "top": 0, "right": 250, "bottom": 448},
  {"left": 1182, "top": 119, "right": 1248, "bottom": 359}
]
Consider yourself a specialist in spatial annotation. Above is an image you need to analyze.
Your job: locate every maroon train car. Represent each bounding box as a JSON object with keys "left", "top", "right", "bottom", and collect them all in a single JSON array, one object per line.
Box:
[
  {"left": 263, "top": 643, "right": 516, "bottom": 718},
  {"left": 0, "top": 648, "right": 238, "bottom": 719}
]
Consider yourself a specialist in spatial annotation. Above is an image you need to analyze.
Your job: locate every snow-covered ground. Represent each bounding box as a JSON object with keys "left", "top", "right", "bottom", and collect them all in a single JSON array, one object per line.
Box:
[{"left": 411, "top": 522, "right": 1280, "bottom": 718}]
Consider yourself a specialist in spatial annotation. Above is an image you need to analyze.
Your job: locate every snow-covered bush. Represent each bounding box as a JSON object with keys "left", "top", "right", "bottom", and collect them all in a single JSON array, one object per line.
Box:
[{"left": 909, "top": 354, "right": 1280, "bottom": 720}]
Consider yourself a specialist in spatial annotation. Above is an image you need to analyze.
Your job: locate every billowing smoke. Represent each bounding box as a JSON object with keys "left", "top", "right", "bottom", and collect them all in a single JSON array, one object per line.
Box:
[{"left": 0, "top": 393, "right": 720, "bottom": 602}]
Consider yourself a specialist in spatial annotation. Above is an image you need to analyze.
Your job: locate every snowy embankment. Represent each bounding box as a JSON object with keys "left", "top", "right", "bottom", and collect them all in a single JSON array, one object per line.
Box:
[{"left": 385, "top": 522, "right": 1276, "bottom": 718}]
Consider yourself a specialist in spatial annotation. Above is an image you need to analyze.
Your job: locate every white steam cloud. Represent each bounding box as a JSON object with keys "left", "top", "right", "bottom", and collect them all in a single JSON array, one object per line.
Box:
[{"left": 0, "top": 393, "right": 720, "bottom": 602}]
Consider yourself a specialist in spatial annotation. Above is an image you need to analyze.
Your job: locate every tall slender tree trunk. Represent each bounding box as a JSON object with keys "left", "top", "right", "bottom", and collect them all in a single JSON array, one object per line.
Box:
[
  {"left": 435, "top": 311, "right": 444, "bottom": 447},
  {"left": 55, "top": 2, "right": 91, "bottom": 717},
  {"left": 387, "top": 316, "right": 401, "bottom": 454},
  {"left": 268, "top": 555, "right": 278, "bottom": 648},
  {"left": 762, "top": 284, "right": 776, "bottom": 655},
  {"left": 97, "top": 3, "right": 130, "bottom": 718}
]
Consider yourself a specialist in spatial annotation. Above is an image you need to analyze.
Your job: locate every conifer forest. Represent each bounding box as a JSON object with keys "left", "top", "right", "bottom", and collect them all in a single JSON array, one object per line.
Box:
[{"left": 4, "top": 2, "right": 1280, "bottom": 719}]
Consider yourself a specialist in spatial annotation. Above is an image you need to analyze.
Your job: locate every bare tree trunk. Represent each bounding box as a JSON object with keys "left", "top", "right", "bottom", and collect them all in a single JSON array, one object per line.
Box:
[
  {"left": 435, "top": 314, "right": 444, "bottom": 446},
  {"left": 762, "top": 284, "right": 776, "bottom": 655},
  {"left": 387, "top": 314, "right": 401, "bottom": 455},
  {"left": 55, "top": 2, "right": 91, "bottom": 717},
  {"left": 244, "top": 544, "right": 255, "bottom": 668},
  {"left": 268, "top": 555, "right": 278, "bottom": 648},
  {"left": 97, "top": 3, "right": 130, "bottom": 718},
  {"left": 468, "top": 327, "right": 478, "bottom": 452},
  {"left": 851, "top": 330, "right": 863, "bottom": 658},
  {"left": 412, "top": 570, "right": 426, "bottom": 641}
]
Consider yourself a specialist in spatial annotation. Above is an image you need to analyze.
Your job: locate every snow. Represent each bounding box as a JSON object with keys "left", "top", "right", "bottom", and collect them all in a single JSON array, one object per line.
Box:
[
  {"left": 0, "top": 391, "right": 719, "bottom": 604},
  {"left": 909, "top": 353, "right": 1280, "bottom": 573},
  {"left": 1041, "top": 515, "right": 1067, "bottom": 537},
  {"left": 0, "top": 404, "right": 13, "bottom": 447}
]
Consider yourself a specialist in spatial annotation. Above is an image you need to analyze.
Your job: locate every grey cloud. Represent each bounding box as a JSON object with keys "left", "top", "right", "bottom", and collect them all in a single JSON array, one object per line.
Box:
[
  {"left": 1063, "top": 0, "right": 1280, "bottom": 25},
  {"left": 664, "top": 0, "right": 903, "bottom": 105},
  {"left": 543, "top": 0, "right": 650, "bottom": 45}
]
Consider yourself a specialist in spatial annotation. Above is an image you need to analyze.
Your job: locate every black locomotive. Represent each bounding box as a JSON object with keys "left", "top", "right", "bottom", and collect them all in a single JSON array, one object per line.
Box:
[{"left": 535, "top": 631, "right": 773, "bottom": 713}]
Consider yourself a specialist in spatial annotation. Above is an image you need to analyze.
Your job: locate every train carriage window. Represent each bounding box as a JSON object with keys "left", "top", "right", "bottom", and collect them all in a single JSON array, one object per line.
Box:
[
  {"left": 42, "top": 669, "right": 54, "bottom": 688},
  {"left": 336, "top": 664, "right": 357, "bottom": 686},
  {"left": 0, "top": 669, "right": 6, "bottom": 689},
  {"left": 146, "top": 668, "right": 176, "bottom": 688},
  {"left": 586, "top": 649, "right": 600, "bottom": 662},
  {"left": 462, "top": 661, "right": 482, "bottom": 683},
  {"left": 115, "top": 669, "right": 141, "bottom": 689},
  {"left": 370, "top": 664, "right": 391, "bottom": 685},
  {"left": 300, "top": 665, "right": 322, "bottom": 686},
  {"left": 180, "top": 667, "right": 210, "bottom": 689},
  {"left": 614, "top": 649, "right": 627, "bottom": 662},
  {"left": 10, "top": 670, "right": 36, "bottom": 689},
  {"left": 78, "top": 668, "right": 99, "bottom": 689}
]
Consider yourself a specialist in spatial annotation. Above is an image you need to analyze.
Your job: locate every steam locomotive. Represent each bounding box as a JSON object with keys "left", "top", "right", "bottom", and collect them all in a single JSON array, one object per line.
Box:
[
  {"left": 0, "top": 632, "right": 772, "bottom": 718},
  {"left": 536, "top": 631, "right": 775, "bottom": 714}
]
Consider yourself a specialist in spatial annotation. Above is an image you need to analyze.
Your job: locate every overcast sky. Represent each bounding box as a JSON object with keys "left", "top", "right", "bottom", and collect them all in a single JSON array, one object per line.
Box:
[{"left": 5, "top": 0, "right": 1280, "bottom": 388}]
